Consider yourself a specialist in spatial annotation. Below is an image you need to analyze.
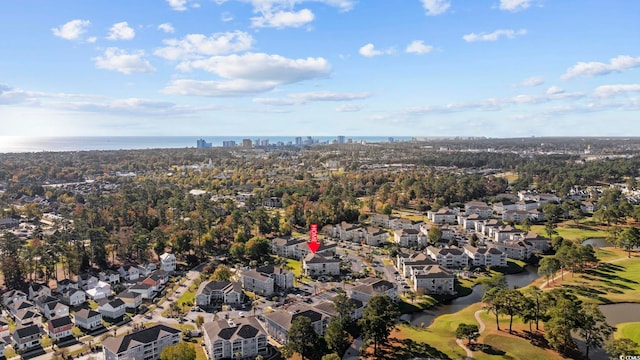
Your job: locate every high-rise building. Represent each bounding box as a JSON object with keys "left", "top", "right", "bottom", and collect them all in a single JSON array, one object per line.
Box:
[
  {"left": 196, "top": 139, "right": 212, "bottom": 148},
  {"left": 222, "top": 141, "right": 236, "bottom": 147},
  {"left": 242, "top": 139, "right": 252, "bottom": 148},
  {"left": 295, "top": 137, "right": 303, "bottom": 146},
  {"left": 337, "top": 135, "right": 345, "bottom": 144}
]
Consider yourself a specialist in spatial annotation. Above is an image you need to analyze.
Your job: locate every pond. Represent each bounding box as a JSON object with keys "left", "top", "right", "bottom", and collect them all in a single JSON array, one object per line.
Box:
[
  {"left": 407, "top": 265, "right": 541, "bottom": 327},
  {"left": 582, "top": 238, "right": 613, "bottom": 248}
]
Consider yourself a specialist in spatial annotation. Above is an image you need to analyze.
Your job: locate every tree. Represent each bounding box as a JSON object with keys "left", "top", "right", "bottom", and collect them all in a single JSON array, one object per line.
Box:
[
  {"left": 538, "top": 256, "right": 560, "bottom": 285},
  {"left": 618, "top": 227, "right": 640, "bottom": 258},
  {"left": 500, "top": 288, "right": 526, "bottom": 333},
  {"left": 480, "top": 273, "right": 507, "bottom": 291},
  {"left": 284, "top": 316, "right": 321, "bottom": 360},
  {"left": 455, "top": 323, "right": 480, "bottom": 345},
  {"left": 427, "top": 225, "right": 442, "bottom": 245},
  {"left": 604, "top": 338, "right": 639, "bottom": 360},
  {"left": 523, "top": 286, "right": 546, "bottom": 331},
  {"left": 195, "top": 315, "right": 204, "bottom": 329},
  {"left": 544, "top": 289, "right": 582, "bottom": 353},
  {"left": 359, "top": 295, "right": 399, "bottom": 356},
  {"left": 321, "top": 354, "right": 342, "bottom": 360},
  {"left": 331, "top": 289, "right": 355, "bottom": 326},
  {"left": 544, "top": 220, "right": 558, "bottom": 240},
  {"left": 159, "top": 342, "right": 196, "bottom": 360},
  {"left": 482, "top": 287, "right": 504, "bottom": 331},
  {"left": 212, "top": 264, "right": 233, "bottom": 282},
  {"left": 87, "top": 227, "right": 109, "bottom": 267},
  {"left": 578, "top": 303, "right": 615, "bottom": 359},
  {"left": 520, "top": 217, "right": 532, "bottom": 232},
  {"left": 325, "top": 317, "right": 350, "bottom": 355}
]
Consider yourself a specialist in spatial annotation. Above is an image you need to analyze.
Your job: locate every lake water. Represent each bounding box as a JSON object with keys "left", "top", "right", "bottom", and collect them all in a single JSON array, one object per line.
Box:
[{"left": 407, "top": 265, "right": 541, "bottom": 326}]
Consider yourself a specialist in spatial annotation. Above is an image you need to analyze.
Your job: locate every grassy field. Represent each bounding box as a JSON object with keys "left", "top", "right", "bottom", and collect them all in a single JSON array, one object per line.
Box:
[
  {"left": 615, "top": 322, "right": 640, "bottom": 351},
  {"left": 176, "top": 283, "right": 197, "bottom": 311},
  {"left": 549, "top": 254, "right": 640, "bottom": 304},
  {"left": 529, "top": 223, "right": 609, "bottom": 242},
  {"left": 286, "top": 258, "right": 302, "bottom": 277}
]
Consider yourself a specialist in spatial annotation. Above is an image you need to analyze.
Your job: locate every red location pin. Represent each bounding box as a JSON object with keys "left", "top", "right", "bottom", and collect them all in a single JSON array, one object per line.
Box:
[{"left": 308, "top": 223, "right": 320, "bottom": 253}]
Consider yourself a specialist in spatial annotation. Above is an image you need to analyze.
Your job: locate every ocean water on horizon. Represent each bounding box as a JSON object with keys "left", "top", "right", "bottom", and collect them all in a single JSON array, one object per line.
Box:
[{"left": 0, "top": 136, "right": 410, "bottom": 153}]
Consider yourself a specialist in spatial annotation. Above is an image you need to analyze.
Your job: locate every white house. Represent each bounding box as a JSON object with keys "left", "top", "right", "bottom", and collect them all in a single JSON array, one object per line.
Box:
[
  {"left": 118, "top": 265, "right": 140, "bottom": 281},
  {"left": 85, "top": 281, "right": 112, "bottom": 300},
  {"left": 464, "top": 201, "right": 493, "bottom": 218},
  {"left": 255, "top": 265, "right": 294, "bottom": 291},
  {"left": 426, "top": 246, "right": 468, "bottom": 269},
  {"left": 118, "top": 291, "right": 142, "bottom": 310},
  {"left": 364, "top": 227, "right": 389, "bottom": 246},
  {"left": 265, "top": 306, "right": 329, "bottom": 344},
  {"left": 102, "top": 324, "right": 181, "bottom": 360},
  {"left": 394, "top": 229, "right": 426, "bottom": 247},
  {"left": 411, "top": 265, "right": 456, "bottom": 295},
  {"left": 427, "top": 207, "right": 458, "bottom": 224},
  {"left": 349, "top": 278, "right": 397, "bottom": 303},
  {"left": 128, "top": 283, "right": 154, "bottom": 299},
  {"left": 241, "top": 269, "right": 275, "bottom": 296},
  {"left": 203, "top": 317, "right": 268, "bottom": 360},
  {"left": 61, "top": 288, "right": 86, "bottom": 307},
  {"left": 463, "top": 245, "right": 507, "bottom": 267},
  {"left": 28, "top": 283, "right": 51, "bottom": 300},
  {"left": 159, "top": 252, "right": 177, "bottom": 272},
  {"left": 196, "top": 281, "right": 244, "bottom": 307},
  {"left": 302, "top": 253, "right": 340, "bottom": 277},
  {"left": 74, "top": 309, "right": 103, "bottom": 331},
  {"left": 98, "top": 270, "right": 121, "bottom": 285},
  {"left": 98, "top": 298, "right": 126, "bottom": 319},
  {"left": 12, "top": 324, "right": 41, "bottom": 351},
  {"left": 77, "top": 273, "right": 99, "bottom": 291}
]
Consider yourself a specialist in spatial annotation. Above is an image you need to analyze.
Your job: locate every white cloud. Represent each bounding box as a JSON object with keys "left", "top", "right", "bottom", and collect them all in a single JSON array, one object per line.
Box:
[
  {"left": 51, "top": 19, "right": 91, "bottom": 41},
  {"left": 107, "top": 22, "right": 135, "bottom": 41},
  {"left": 336, "top": 103, "right": 364, "bottom": 112},
  {"left": 221, "top": 12, "right": 234, "bottom": 22},
  {"left": 463, "top": 29, "right": 527, "bottom": 42},
  {"left": 359, "top": 43, "right": 393, "bottom": 57},
  {"left": 155, "top": 31, "right": 254, "bottom": 61},
  {"left": 158, "top": 23, "right": 175, "bottom": 33},
  {"left": 520, "top": 76, "right": 544, "bottom": 87},
  {"left": 178, "top": 52, "right": 331, "bottom": 84},
  {"left": 499, "top": 0, "right": 532, "bottom": 12},
  {"left": 546, "top": 86, "right": 564, "bottom": 95},
  {"left": 255, "top": 91, "right": 371, "bottom": 105},
  {"left": 405, "top": 40, "right": 434, "bottom": 54},
  {"left": 420, "top": 0, "right": 450, "bottom": 16},
  {"left": 251, "top": 9, "right": 314, "bottom": 28},
  {"left": 162, "top": 79, "right": 278, "bottom": 97},
  {"left": 94, "top": 48, "right": 155, "bottom": 74},
  {"left": 561, "top": 55, "right": 640, "bottom": 80},
  {"left": 593, "top": 84, "right": 640, "bottom": 98},
  {"left": 167, "top": 0, "right": 188, "bottom": 11}
]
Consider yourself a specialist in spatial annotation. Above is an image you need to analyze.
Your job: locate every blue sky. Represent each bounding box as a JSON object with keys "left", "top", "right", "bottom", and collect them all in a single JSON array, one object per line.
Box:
[{"left": 1, "top": 0, "right": 639, "bottom": 137}]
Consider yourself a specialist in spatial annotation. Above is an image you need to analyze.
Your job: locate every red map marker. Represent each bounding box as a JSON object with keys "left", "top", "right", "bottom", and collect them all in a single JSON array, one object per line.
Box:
[{"left": 308, "top": 223, "right": 320, "bottom": 254}]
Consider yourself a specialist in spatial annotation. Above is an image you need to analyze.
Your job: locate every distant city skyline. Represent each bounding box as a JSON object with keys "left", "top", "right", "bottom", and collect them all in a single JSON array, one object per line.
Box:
[{"left": 1, "top": 1, "right": 639, "bottom": 137}]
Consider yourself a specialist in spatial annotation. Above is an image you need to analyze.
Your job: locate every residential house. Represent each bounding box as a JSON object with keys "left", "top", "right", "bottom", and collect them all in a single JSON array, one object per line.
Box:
[
  {"left": 36, "top": 296, "right": 69, "bottom": 320},
  {"left": 493, "top": 240, "right": 534, "bottom": 260},
  {"left": 492, "top": 201, "right": 518, "bottom": 214},
  {"left": 202, "top": 317, "right": 268, "bottom": 360},
  {"left": 426, "top": 246, "right": 469, "bottom": 269},
  {"left": 581, "top": 201, "right": 598, "bottom": 214},
  {"left": 394, "top": 229, "right": 426, "bottom": 247},
  {"left": 86, "top": 281, "right": 112, "bottom": 300},
  {"left": 370, "top": 214, "right": 393, "bottom": 228},
  {"left": 458, "top": 213, "right": 482, "bottom": 232},
  {"left": 74, "top": 309, "right": 103, "bottom": 331},
  {"left": 271, "top": 236, "right": 306, "bottom": 259},
  {"left": 61, "top": 288, "right": 86, "bottom": 307},
  {"left": 464, "top": 201, "right": 493, "bottom": 218},
  {"left": 128, "top": 283, "right": 154, "bottom": 300},
  {"left": 493, "top": 226, "right": 523, "bottom": 243},
  {"left": 313, "top": 297, "right": 365, "bottom": 321},
  {"left": 56, "top": 279, "right": 78, "bottom": 293},
  {"left": 12, "top": 324, "right": 41, "bottom": 351},
  {"left": 78, "top": 273, "right": 99, "bottom": 291},
  {"left": 364, "top": 227, "right": 389, "bottom": 246},
  {"left": 518, "top": 232, "right": 550, "bottom": 253},
  {"left": 502, "top": 210, "right": 533, "bottom": 223},
  {"left": 118, "top": 291, "right": 142, "bottom": 310},
  {"left": 241, "top": 270, "right": 275, "bottom": 296},
  {"left": 262, "top": 197, "right": 282, "bottom": 208},
  {"left": 516, "top": 200, "right": 540, "bottom": 211},
  {"left": 294, "top": 240, "right": 337, "bottom": 260},
  {"left": 118, "top": 265, "right": 140, "bottom": 282},
  {"left": 139, "top": 263, "right": 157, "bottom": 277},
  {"left": 389, "top": 218, "right": 423, "bottom": 231},
  {"left": 139, "top": 276, "right": 162, "bottom": 294},
  {"left": 102, "top": 324, "right": 181, "bottom": 360},
  {"left": 0, "top": 319, "right": 9, "bottom": 338},
  {"left": 0, "top": 339, "right": 4, "bottom": 358},
  {"left": 149, "top": 270, "right": 169, "bottom": 287},
  {"left": 0, "top": 217, "right": 19, "bottom": 230},
  {"left": 98, "top": 298, "right": 126, "bottom": 319},
  {"left": 196, "top": 281, "right": 244, "bottom": 307},
  {"left": 463, "top": 245, "right": 507, "bottom": 267},
  {"left": 99, "top": 270, "right": 121, "bottom": 285},
  {"left": 478, "top": 219, "right": 505, "bottom": 237},
  {"left": 411, "top": 265, "right": 456, "bottom": 295},
  {"left": 302, "top": 253, "right": 341, "bottom": 277},
  {"left": 349, "top": 278, "right": 397, "bottom": 303},
  {"left": 159, "top": 253, "right": 177, "bottom": 273},
  {"left": 264, "top": 306, "right": 329, "bottom": 344},
  {"left": 9, "top": 300, "right": 35, "bottom": 318},
  {"left": 47, "top": 316, "right": 74, "bottom": 340},
  {"left": 28, "top": 283, "right": 51, "bottom": 300},
  {"left": 14, "top": 309, "right": 39, "bottom": 326},
  {"left": 427, "top": 207, "right": 458, "bottom": 224},
  {"left": 2, "top": 289, "right": 27, "bottom": 307},
  {"left": 255, "top": 265, "right": 294, "bottom": 291},
  {"left": 420, "top": 224, "right": 453, "bottom": 241},
  {"left": 336, "top": 222, "right": 363, "bottom": 242},
  {"left": 396, "top": 252, "right": 438, "bottom": 278}
]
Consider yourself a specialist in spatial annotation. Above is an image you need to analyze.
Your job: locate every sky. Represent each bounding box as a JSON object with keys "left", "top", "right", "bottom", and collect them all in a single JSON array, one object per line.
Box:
[{"left": 1, "top": 0, "right": 639, "bottom": 137}]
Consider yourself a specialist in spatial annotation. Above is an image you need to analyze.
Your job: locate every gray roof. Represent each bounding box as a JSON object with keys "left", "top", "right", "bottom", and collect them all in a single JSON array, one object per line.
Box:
[
  {"left": 203, "top": 317, "right": 265, "bottom": 342},
  {"left": 103, "top": 324, "right": 180, "bottom": 354}
]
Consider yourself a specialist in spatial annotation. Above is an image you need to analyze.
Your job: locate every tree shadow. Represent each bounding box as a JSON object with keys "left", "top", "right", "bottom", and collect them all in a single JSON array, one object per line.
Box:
[
  {"left": 476, "top": 344, "right": 509, "bottom": 357},
  {"left": 367, "top": 338, "right": 452, "bottom": 360}
]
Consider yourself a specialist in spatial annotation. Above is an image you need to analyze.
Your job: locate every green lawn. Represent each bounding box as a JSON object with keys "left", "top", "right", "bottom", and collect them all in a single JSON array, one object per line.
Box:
[
  {"left": 556, "top": 255, "right": 640, "bottom": 304},
  {"left": 176, "top": 284, "right": 197, "bottom": 311},
  {"left": 615, "top": 322, "right": 640, "bottom": 352},
  {"left": 529, "top": 222, "right": 608, "bottom": 242},
  {"left": 286, "top": 258, "right": 302, "bottom": 277}
]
